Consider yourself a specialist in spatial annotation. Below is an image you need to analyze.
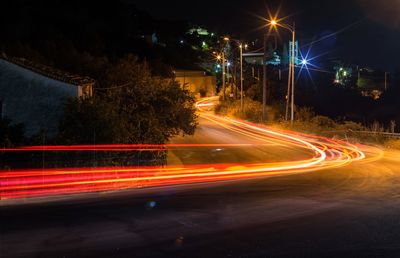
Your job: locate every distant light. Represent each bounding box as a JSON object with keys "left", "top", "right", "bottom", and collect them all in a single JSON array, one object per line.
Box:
[
  {"left": 343, "top": 71, "right": 347, "bottom": 76},
  {"left": 147, "top": 201, "right": 156, "bottom": 209},
  {"left": 202, "top": 41, "right": 206, "bottom": 46},
  {"left": 180, "top": 40, "right": 184, "bottom": 44},
  {"left": 223, "top": 37, "right": 230, "bottom": 41},
  {"left": 216, "top": 64, "right": 221, "bottom": 68},
  {"left": 211, "top": 33, "right": 214, "bottom": 37},
  {"left": 216, "top": 55, "right": 222, "bottom": 60},
  {"left": 227, "top": 62, "right": 231, "bottom": 67},
  {"left": 244, "top": 44, "right": 248, "bottom": 49}
]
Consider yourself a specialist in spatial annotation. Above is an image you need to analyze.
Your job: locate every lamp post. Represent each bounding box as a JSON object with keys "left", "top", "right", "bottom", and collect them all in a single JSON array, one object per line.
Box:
[
  {"left": 224, "top": 37, "right": 246, "bottom": 113},
  {"left": 217, "top": 53, "right": 226, "bottom": 101},
  {"left": 262, "top": 33, "right": 267, "bottom": 121},
  {"left": 269, "top": 20, "right": 296, "bottom": 124},
  {"left": 240, "top": 44, "right": 244, "bottom": 113}
]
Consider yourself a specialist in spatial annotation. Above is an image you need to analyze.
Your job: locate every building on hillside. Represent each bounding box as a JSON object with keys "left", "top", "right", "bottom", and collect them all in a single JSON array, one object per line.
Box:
[
  {"left": 173, "top": 70, "right": 216, "bottom": 98},
  {"left": 0, "top": 53, "right": 95, "bottom": 137},
  {"left": 332, "top": 62, "right": 390, "bottom": 99},
  {"left": 187, "top": 27, "right": 210, "bottom": 36},
  {"left": 333, "top": 66, "right": 353, "bottom": 86}
]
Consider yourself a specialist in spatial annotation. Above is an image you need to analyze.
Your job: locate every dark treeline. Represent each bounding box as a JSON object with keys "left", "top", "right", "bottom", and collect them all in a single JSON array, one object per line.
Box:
[
  {"left": 0, "top": 0, "right": 204, "bottom": 78},
  {"left": 295, "top": 70, "right": 400, "bottom": 129},
  {"left": 0, "top": 1, "right": 201, "bottom": 167},
  {"left": 242, "top": 62, "right": 400, "bottom": 131},
  {"left": 0, "top": 0, "right": 200, "bottom": 151},
  {"left": 1, "top": 0, "right": 399, "bottom": 138}
]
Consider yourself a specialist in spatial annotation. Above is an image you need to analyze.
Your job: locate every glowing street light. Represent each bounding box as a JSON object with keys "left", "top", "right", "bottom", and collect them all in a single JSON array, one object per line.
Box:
[{"left": 268, "top": 18, "right": 296, "bottom": 124}]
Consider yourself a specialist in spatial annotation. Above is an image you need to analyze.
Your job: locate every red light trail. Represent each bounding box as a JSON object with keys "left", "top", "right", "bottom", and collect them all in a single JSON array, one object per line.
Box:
[{"left": 0, "top": 97, "right": 383, "bottom": 200}]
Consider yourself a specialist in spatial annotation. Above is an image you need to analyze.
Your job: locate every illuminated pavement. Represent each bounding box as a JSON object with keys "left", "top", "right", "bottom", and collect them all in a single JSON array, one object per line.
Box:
[
  {"left": 2, "top": 98, "right": 400, "bottom": 257},
  {"left": 0, "top": 97, "right": 382, "bottom": 201}
]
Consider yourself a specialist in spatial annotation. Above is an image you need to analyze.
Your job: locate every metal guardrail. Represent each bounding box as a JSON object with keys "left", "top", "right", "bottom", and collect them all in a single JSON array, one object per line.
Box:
[
  {"left": 1, "top": 53, "right": 96, "bottom": 86},
  {"left": 325, "top": 129, "right": 400, "bottom": 139},
  {"left": 350, "top": 131, "right": 400, "bottom": 138}
]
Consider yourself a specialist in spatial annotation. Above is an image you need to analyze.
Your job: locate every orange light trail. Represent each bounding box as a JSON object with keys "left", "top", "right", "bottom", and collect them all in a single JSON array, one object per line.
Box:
[{"left": 0, "top": 97, "right": 383, "bottom": 200}]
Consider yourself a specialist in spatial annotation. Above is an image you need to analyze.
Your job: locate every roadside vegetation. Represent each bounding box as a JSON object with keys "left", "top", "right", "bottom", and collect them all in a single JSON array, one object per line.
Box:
[
  {"left": 215, "top": 98, "right": 400, "bottom": 150},
  {"left": 0, "top": 56, "right": 198, "bottom": 168},
  {"left": 58, "top": 55, "right": 197, "bottom": 145}
]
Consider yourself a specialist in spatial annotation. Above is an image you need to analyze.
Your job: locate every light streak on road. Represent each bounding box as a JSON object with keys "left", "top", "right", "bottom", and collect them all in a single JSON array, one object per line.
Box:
[{"left": 0, "top": 97, "right": 383, "bottom": 200}]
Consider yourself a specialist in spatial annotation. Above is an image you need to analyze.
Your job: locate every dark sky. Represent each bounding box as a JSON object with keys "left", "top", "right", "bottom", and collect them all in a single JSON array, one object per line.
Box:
[{"left": 134, "top": 0, "right": 400, "bottom": 71}]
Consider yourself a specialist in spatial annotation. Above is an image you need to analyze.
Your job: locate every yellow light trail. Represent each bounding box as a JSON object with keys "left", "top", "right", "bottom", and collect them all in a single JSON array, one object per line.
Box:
[{"left": 0, "top": 97, "right": 383, "bottom": 200}]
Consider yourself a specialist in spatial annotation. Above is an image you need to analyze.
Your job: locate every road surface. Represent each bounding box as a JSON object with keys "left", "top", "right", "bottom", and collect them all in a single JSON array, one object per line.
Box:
[
  {"left": 0, "top": 98, "right": 376, "bottom": 200},
  {"left": 1, "top": 98, "right": 400, "bottom": 257}
]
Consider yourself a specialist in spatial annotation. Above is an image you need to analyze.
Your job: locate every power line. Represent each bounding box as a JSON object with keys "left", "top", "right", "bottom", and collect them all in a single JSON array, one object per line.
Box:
[{"left": 95, "top": 82, "right": 134, "bottom": 90}]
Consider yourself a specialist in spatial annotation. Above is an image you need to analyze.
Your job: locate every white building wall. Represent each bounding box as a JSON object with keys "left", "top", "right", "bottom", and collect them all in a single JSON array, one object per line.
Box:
[{"left": 0, "top": 59, "right": 79, "bottom": 137}]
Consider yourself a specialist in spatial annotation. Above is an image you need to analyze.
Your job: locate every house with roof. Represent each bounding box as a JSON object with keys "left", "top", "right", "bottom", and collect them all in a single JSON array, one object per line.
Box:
[{"left": 0, "top": 54, "right": 95, "bottom": 137}]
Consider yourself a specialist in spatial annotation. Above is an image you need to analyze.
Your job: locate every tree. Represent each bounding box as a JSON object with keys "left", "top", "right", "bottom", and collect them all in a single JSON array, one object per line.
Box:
[
  {"left": 57, "top": 98, "right": 124, "bottom": 144},
  {"left": 58, "top": 55, "right": 197, "bottom": 144}
]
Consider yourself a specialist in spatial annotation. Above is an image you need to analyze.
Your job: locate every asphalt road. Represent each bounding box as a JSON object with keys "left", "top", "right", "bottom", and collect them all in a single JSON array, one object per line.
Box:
[{"left": 1, "top": 110, "right": 400, "bottom": 257}]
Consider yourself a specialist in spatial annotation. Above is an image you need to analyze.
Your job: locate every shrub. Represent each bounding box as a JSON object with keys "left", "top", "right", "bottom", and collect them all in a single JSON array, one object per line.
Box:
[
  {"left": 295, "top": 107, "right": 315, "bottom": 122},
  {"left": 385, "top": 140, "right": 400, "bottom": 150},
  {"left": 215, "top": 98, "right": 271, "bottom": 123},
  {"left": 311, "top": 116, "right": 336, "bottom": 128},
  {"left": 337, "top": 121, "right": 366, "bottom": 132}
]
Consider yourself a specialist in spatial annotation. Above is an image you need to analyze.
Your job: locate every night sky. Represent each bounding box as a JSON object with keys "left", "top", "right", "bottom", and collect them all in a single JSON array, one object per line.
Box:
[{"left": 134, "top": 0, "right": 400, "bottom": 71}]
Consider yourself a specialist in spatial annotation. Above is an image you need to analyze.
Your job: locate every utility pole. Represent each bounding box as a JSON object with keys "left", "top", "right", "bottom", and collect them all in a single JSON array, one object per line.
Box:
[
  {"left": 222, "top": 37, "right": 245, "bottom": 108},
  {"left": 262, "top": 33, "right": 267, "bottom": 121},
  {"left": 222, "top": 52, "right": 226, "bottom": 101},
  {"left": 227, "top": 59, "right": 230, "bottom": 98},
  {"left": 269, "top": 20, "right": 295, "bottom": 123},
  {"left": 285, "top": 43, "right": 292, "bottom": 121},
  {"left": 290, "top": 23, "right": 296, "bottom": 124},
  {"left": 240, "top": 44, "right": 244, "bottom": 113},
  {"left": 234, "top": 59, "right": 237, "bottom": 99},
  {"left": 385, "top": 72, "right": 388, "bottom": 91}
]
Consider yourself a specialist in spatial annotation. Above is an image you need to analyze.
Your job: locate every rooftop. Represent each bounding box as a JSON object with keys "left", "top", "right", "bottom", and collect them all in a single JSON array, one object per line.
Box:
[{"left": 1, "top": 53, "right": 96, "bottom": 86}]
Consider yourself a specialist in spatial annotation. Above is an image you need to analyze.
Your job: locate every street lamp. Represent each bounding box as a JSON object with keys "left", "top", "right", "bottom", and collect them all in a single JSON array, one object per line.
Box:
[
  {"left": 220, "top": 52, "right": 226, "bottom": 101},
  {"left": 216, "top": 51, "right": 227, "bottom": 101},
  {"left": 224, "top": 37, "right": 246, "bottom": 113},
  {"left": 269, "top": 20, "right": 296, "bottom": 124}
]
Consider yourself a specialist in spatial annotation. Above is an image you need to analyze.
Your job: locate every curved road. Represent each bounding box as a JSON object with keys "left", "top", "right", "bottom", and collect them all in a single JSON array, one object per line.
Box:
[
  {"left": 0, "top": 97, "right": 378, "bottom": 200},
  {"left": 1, "top": 98, "right": 400, "bottom": 257}
]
